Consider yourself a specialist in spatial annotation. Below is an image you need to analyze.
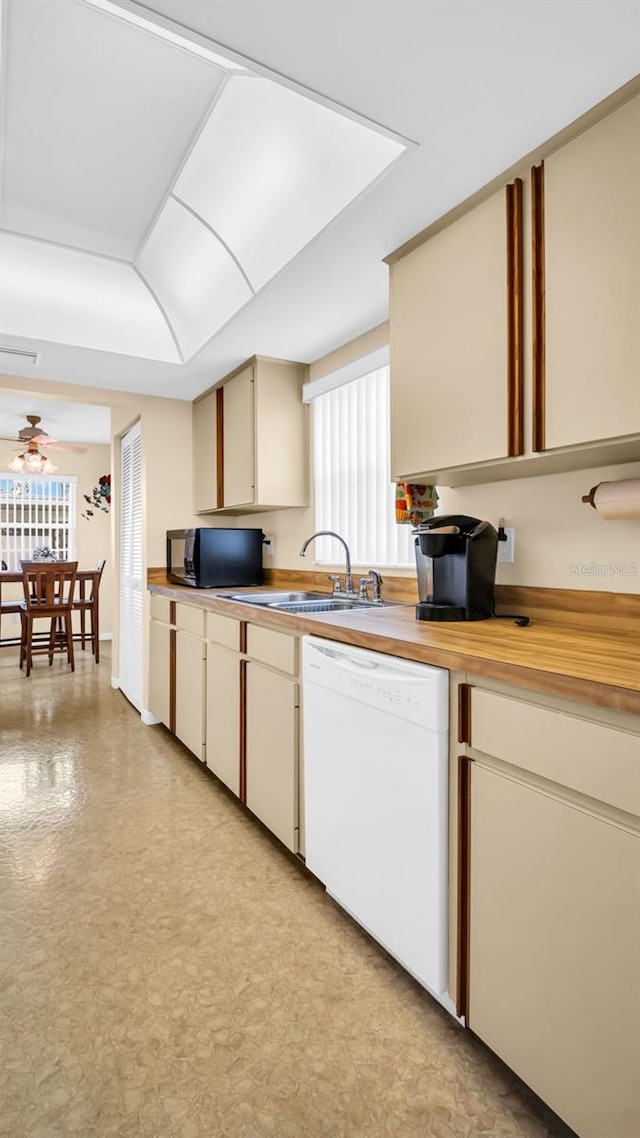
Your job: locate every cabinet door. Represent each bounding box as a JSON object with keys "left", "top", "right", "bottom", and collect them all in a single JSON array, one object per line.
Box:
[
  {"left": 390, "top": 188, "right": 514, "bottom": 477},
  {"left": 193, "top": 390, "right": 217, "bottom": 513},
  {"left": 543, "top": 95, "right": 640, "bottom": 448},
  {"left": 149, "top": 619, "right": 171, "bottom": 729},
  {"left": 245, "top": 663, "right": 298, "bottom": 851},
  {"left": 205, "top": 643, "right": 240, "bottom": 796},
  {"left": 469, "top": 762, "right": 640, "bottom": 1138},
  {"left": 175, "top": 630, "right": 206, "bottom": 761},
  {"left": 223, "top": 364, "right": 255, "bottom": 508}
]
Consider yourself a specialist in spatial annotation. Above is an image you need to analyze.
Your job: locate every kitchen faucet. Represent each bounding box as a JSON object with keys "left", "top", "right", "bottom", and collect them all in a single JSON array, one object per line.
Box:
[{"left": 299, "top": 530, "right": 355, "bottom": 596}]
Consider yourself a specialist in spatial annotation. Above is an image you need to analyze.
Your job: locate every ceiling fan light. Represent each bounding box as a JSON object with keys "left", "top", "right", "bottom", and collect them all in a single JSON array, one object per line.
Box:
[{"left": 12, "top": 449, "right": 58, "bottom": 474}]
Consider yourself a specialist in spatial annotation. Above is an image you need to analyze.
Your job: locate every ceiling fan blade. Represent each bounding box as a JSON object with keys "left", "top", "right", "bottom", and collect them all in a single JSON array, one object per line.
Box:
[
  {"left": 43, "top": 441, "right": 88, "bottom": 454},
  {"left": 31, "top": 431, "right": 58, "bottom": 444}
]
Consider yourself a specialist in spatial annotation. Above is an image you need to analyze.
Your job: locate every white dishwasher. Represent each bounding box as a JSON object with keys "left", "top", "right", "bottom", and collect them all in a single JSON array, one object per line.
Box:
[{"left": 302, "top": 635, "right": 451, "bottom": 1007}]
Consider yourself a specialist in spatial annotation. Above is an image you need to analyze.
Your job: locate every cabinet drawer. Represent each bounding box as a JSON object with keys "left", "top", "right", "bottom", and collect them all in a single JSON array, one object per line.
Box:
[
  {"left": 246, "top": 624, "right": 297, "bottom": 675},
  {"left": 207, "top": 611, "right": 241, "bottom": 651},
  {"left": 175, "top": 602, "right": 206, "bottom": 638},
  {"left": 470, "top": 688, "right": 640, "bottom": 816},
  {"left": 150, "top": 594, "right": 172, "bottom": 624}
]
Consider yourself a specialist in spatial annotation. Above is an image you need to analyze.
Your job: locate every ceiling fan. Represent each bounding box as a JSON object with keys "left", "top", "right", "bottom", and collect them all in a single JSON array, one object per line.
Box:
[{"left": 4, "top": 414, "right": 88, "bottom": 473}]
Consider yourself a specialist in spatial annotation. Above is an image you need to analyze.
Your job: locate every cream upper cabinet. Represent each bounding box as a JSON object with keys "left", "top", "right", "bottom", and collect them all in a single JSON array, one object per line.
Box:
[
  {"left": 192, "top": 356, "right": 308, "bottom": 515},
  {"left": 390, "top": 186, "right": 519, "bottom": 478},
  {"left": 223, "top": 364, "right": 255, "bottom": 508},
  {"left": 192, "top": 389, "right": 218, "bottom": 514},
  {"left": 388, "top": 85, "right": 640, "bottom": 487},
  {"left": 541, "top": 95, "right": 640, "bottom": 450}
]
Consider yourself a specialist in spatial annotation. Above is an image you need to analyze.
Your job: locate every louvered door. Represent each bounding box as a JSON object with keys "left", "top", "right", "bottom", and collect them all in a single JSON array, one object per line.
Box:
[{"left": 119, "top": 421, "right": 143, "bottom": 711}]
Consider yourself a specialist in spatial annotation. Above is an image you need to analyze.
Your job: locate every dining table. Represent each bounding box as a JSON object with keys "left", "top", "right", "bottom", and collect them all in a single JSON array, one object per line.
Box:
[{"left": 0, "top": 567, "right": 102, "bottom": 648}]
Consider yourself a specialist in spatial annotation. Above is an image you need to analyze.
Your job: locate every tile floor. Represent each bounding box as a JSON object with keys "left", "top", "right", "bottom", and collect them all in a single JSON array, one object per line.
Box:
[{"left": 0, "top": 645, "right": 576, "bottom": 1138}]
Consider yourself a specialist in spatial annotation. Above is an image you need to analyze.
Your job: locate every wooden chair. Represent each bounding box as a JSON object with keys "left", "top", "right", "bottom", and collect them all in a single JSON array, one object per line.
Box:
[
  {"left": 19, "top": 561, "right": 78, "bottom": 677},
  {"left": 73, "top": 558, "right": 106, "bottom": 663}
]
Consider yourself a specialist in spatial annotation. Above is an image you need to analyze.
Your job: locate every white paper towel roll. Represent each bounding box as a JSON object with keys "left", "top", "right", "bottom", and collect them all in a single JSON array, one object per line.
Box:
[{"left": 582, "top": 478, "right": 640, "bottom": 520}]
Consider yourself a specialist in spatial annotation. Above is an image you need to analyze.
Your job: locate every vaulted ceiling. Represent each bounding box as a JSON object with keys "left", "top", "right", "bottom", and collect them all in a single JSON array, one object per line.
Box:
[{"left": 1, "top": 0, "right": 639, "bottom": 400}]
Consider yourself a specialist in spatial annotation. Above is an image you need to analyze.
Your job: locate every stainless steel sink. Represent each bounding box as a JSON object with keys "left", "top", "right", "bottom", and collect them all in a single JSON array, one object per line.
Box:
[
  {"left": 268, "top": 599, "right": 377, "bottom": 613},
  {"left": 222, "top": 591, "right": 328, "bottom": 605},
  {"left": 220, "top": 590, "right": 398, "bottom": 613}
]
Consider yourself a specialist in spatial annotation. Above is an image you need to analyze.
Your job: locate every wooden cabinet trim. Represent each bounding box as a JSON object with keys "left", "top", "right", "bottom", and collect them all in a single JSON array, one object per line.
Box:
[
  {"left": 458, "top": 682, "right": 473, "bottom": 745},
  {"left": 169, "top": 627, "right": 176, "bottom": 735},
  {"left": 215, "top": 386, "right": 224, "bottom": 509},
  {"left": 456, "top": 754, "right": 472, "bottom": 1019},
  {"left": 531, "top": 162, "right": 546, "bottom": 452},
  {"left": 239, "top": 658, "right": 247, "bottom": 803},
  {"left": 506, "top": 178, "right": 524, "bottom": 456}
]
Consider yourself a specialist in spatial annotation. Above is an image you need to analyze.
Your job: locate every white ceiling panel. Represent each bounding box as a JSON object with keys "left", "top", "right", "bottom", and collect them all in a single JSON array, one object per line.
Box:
[
  {"left": 174, "top": 76, "right": 405, "bottom": 291},
  {"left": 0, "top": 234, "right": 180, "bottom": 362},
  {"left": 1, "top": 0, "right": 639, "bottom": 398},
  {"left": 1, "top": 0, "right": 224, "bottom": 259},
  {"left": 136, "top": 197, "right": 253, "bottom": 361}
]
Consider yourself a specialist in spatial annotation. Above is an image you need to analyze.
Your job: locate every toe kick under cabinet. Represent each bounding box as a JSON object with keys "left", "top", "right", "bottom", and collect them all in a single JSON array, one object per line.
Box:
[
  {"left": 454, "top": 679, "right": 640, "bottom": 1138},
  {"left": 205, "top": 612, "right": 301, "bottom": 853}
]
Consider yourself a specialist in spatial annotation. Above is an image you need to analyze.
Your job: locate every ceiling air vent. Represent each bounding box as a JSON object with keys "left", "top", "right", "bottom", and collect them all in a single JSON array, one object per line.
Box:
[{"left": 0, "top": 347, "right": 41, "bottom": 366}]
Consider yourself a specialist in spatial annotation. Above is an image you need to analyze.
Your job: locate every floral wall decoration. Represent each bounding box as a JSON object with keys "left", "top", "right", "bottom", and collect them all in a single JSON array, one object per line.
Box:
[{"left": 81, "top": 473, "right": 111, "bottom": 521}]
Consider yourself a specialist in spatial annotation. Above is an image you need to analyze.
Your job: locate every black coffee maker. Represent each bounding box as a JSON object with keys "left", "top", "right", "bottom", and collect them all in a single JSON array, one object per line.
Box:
[{"left": 413, "top": 514, "right": 498, "bottom": 621}]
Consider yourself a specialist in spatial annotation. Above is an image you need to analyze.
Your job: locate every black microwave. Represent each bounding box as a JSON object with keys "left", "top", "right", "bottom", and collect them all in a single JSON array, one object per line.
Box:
[{"left": 166, "top": 528, "right": 264, "bottom": 588}]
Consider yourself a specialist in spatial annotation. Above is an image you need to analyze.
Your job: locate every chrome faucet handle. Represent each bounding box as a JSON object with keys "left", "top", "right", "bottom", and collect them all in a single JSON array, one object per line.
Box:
[
  {"left": 367, "top": 570, "right": 383, "bottom": 602},
  {"left": 327, "top": 574, "right": 342, "bottom": 595},
  {"left": 358, "top": 575, "right": 374, "bottom": 600}
]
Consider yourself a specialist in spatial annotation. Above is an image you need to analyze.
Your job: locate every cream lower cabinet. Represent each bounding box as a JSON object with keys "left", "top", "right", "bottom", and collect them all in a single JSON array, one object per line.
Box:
[
  {"left": 459, "top": 685, "right": 640, "bottom": 1138},
  {"left": 245, "top": 663, "right": 298, "bottom": 851},
  {"left": 175, "top": 629, "right": 206, "bottom": 762},
  {"left": 148, "top": 597, "right": 206, "bottom": 762},
  {"left": 204, "top": 613, "right": 301, "bottom": 853},
  {"left": 205, "top": 613, "right": 241, "bottom": 796},
  {"left": 175, "top": 603, "right": 206, "bottom": 762},
  {"left": 149, "top": 594, "right": 174, "bottom": 730},
  {"left": 245, "top": 624, "right": 299, "bottom": 853}
]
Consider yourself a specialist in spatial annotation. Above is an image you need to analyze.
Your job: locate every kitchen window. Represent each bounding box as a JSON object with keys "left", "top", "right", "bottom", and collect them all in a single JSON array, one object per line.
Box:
[
  {"left": 309, "top": 363, "right": 414, "bottom": 568},
  {"left": 0, "top": 475, "right": 76, "bottom": 570}
]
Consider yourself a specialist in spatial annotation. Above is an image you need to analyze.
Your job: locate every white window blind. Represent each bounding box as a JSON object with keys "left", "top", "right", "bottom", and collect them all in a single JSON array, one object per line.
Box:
[
  {"left": 312, "top": 365, "right": 414, "bottom": 568},
  {"left": 0, "top": 475, "right": 76, "bottom": 570},
  {"left": 119, "top": 421, "right": 144, "bottom": 712}
]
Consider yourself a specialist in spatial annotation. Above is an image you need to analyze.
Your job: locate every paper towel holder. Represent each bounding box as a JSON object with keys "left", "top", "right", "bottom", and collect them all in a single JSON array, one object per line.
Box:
[
  {"left": 581, "top": 477, "right": 640, "bottom": 520},
  {"left": 581, "top": 483, "right": 603, "bottom": 508}
]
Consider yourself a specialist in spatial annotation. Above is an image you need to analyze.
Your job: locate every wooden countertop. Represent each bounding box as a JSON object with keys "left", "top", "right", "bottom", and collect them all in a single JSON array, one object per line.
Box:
[{"left": 148, "top": 576, "right": 640, "bottom": 716}]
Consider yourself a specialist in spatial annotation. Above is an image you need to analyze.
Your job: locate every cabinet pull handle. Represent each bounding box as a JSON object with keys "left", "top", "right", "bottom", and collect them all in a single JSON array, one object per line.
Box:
[
  {"left": 531, "top": 162, "right": 546, "bottom": 452},
  {"left": 506, "top": 178, "right": 524, "bottom": 457},
  {"left": 216, "top": 386, "right": 224, "bottom": 508},
  {"left": 458, "top": 683, "right": 472, "bottom": 745},
  {"left": 457, "top": 754, "right": 472, "bottom": 1020}
]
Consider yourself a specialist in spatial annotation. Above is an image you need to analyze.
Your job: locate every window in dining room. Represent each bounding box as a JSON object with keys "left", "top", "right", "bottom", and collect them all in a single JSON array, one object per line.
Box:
[{"left": 0, "top": 475, "right": 76, "bottom": 570}]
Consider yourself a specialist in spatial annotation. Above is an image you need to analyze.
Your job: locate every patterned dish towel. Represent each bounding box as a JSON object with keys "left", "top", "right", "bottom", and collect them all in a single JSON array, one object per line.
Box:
[{"left": 395, "top": 483, "right": 439, "bottom": 525}]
